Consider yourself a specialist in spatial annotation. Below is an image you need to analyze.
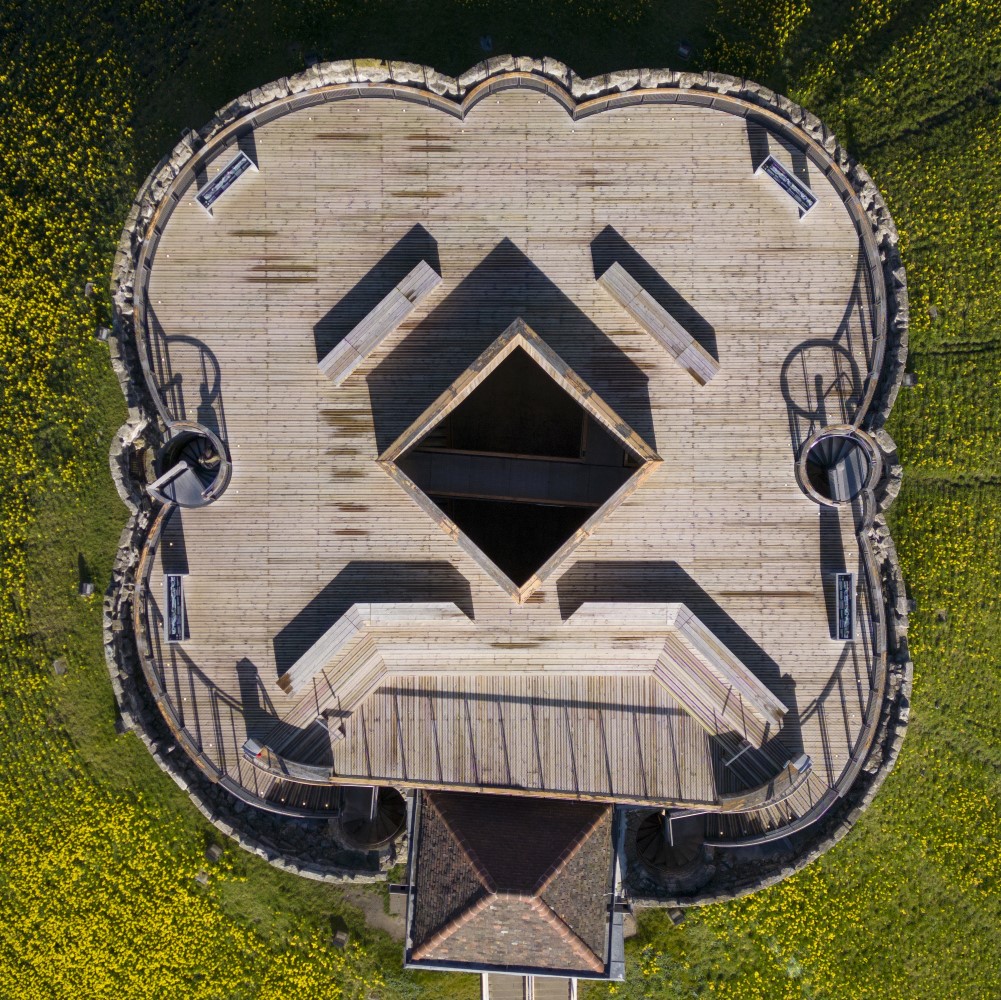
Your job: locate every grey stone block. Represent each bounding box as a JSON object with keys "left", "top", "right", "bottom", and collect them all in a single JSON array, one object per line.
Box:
[
  {"left": 425, "top": 69, "right": 457, "bottom": 96},
  {"left": 708, "top": 72, "right": 743, "bottom": 94},
  {"left": 485, "top": 54, "right": 516, "bottom": 75},
  {"left": 287, "top": 70, "right": 312, "bottom": 94},
  {"left": 389, "top": 61, "right": 425, "bottom": 84},
  {"left": 542, "top": 58, "right": 570, "bottom": 87},
  {"left": 639, "top": 68, "right": 679, "bottom": 89},
  {"left": 457, "top": 62, "right": 489, "bottom": 90},
  {"left": 318, "top": 60, "right": 356, "bottom": 86},
  {"left": 607, "top": 69, "right": 640, "bottom": 92},
  {"left": 774, "top": 94, "right": 803, "bottom": 123}
]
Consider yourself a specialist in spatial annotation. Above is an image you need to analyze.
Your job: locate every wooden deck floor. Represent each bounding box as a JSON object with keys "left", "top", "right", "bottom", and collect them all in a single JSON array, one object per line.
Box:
[{"left": 141, "top": 86, "right": 878, "bottom": 806}]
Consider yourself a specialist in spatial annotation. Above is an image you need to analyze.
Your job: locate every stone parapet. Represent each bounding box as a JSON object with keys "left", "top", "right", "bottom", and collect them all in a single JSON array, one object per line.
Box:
[{"left": 108, "top": 57, "right": 909, "bottom": 891}]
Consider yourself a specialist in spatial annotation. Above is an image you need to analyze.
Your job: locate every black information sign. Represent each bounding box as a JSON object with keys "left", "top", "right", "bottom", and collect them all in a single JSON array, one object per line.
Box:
[
  {"left": 196, "top": 150, "right": 255, "bottom": 213},
  {"left": 166, "top": 574, "right": 185, "bottom": 643},
  {"left": 759, "top": 154, "right": 818, "bottom": 213},
  {"left": 836, "top": 572, "right": 854, "bottom": 641}
]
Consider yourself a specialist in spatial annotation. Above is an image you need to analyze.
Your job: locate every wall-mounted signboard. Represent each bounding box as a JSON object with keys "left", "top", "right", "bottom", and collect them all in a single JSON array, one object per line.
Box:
[
  {"left": 836, "top": 571, "right": 855, "bottom": 641},
  {"left": 165, "top": 573, "right": 187, "bottom": 643}
]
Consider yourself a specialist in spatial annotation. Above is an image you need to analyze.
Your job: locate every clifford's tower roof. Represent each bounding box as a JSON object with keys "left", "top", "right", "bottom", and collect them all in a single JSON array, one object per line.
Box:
[{"left": 407, "top": 792, "right": 615, "bottom": 976}]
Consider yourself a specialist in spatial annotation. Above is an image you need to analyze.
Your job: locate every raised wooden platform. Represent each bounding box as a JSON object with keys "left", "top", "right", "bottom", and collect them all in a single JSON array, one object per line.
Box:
[
  {"left": 319, "top": 260, "right": 441, "bottom": 384},
  {"left": 277, "top": 602, "right": 470, "bottom": 695},
  {"left": 598, "top": 263, "right": 719, "bottom": 385},
  {"left": 137, "top": 81, "right": 880, "bottom": 810},
  {"left": 569, "top": 603, "right": 787, "bottom": 746}
]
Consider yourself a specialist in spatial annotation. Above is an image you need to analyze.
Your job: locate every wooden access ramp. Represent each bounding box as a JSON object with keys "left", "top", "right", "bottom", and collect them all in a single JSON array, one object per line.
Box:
[{"left": 482, "top": 974, "right": 577, "bottom": 999}]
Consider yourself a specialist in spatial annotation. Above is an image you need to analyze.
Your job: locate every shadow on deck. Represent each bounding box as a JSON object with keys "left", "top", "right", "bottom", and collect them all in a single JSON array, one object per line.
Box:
[
  {"left": 556, "top": 559, "right": 804, "bottom": 792},
  {"left": 366, "top": 238, "right": 658, "bottom": 456},
  {"left": 271, "top": 560, "right": 474, "bottom": 680}
]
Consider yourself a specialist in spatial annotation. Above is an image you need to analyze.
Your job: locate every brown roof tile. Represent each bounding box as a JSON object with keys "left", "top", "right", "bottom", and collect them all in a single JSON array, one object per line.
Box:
[
  {"left": 431, "top": 791, "right": 607, "bottom": 893},
  {"left": 540, "top": 808, "right": 614, "bottom": 960},
  {"left": 409, "top": 794, "right": 488, "bottom": 947},
  {"left": 409, "top": 792, "right": 613, "bottom": 975}
]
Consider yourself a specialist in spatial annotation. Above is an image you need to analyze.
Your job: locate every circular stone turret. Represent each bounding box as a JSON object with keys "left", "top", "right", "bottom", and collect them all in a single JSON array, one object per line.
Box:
[
  {"left": 636, "top": 810, "right": 705, "bottom": 874},
  {"left": 805, "top": 434, "right": 871, "bottom": 502}
]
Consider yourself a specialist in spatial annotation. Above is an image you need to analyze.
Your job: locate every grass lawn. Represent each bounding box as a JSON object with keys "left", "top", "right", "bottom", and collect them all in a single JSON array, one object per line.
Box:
[{"left": 1, "top": 1, "right": 999, "bottom": 997}]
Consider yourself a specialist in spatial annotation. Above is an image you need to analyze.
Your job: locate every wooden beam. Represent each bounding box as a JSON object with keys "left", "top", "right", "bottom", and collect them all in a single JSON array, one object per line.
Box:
[
  {"left": 567, "top": 602, "right": 786, "bottom": 747},
  {"left": 597, "top": 262, "right": 719, "bottom": 385},
  {"left": 277, "top": 602, "right": 470, "bottom": 695},
  {"left": 318, "top": 259, "right": 442, "bottom": 384}
]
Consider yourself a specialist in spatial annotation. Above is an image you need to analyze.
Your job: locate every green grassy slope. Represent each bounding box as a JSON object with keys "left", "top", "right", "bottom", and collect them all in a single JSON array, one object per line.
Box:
[{"left": 0, "top": 1, "right": 998, "bottom": 997}]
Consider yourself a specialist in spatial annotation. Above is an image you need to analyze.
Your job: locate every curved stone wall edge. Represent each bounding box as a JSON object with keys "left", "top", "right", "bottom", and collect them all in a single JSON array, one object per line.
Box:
[
  {"left": 627, "top": 491, "right": 912, "bottom": 906},
  {"left": 107, "top": 57, "right": 910, "bottom": 892},
  {"left": 120, "top": 58, "right": 908, "bottom": 439},
  {"left": 106, "top": 199, "right": 391, "bottom": 883}
]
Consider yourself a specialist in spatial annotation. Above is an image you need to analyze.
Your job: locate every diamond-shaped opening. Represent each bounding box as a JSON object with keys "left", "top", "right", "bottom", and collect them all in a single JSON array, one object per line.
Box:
[{"left": 380, "top": 320, "right": 660, "bottom": 601}]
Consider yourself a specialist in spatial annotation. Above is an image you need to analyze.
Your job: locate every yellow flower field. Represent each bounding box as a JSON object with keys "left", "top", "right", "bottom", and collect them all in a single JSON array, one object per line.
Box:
[{"left": 1, "top": 2, "right": 998, "bottom": 998}]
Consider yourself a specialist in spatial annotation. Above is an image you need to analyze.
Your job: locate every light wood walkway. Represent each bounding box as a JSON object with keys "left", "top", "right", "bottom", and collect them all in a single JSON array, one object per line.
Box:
[{"left": 141, "top": 86, "right": 878, "bottom": 807}]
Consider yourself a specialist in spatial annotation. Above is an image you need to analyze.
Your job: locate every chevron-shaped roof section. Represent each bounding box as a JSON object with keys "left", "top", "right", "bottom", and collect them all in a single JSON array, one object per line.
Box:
[
  {"left": 568, "top": 602, "right": 787, "bottom": 747},
  {"left": 276, "top": 602, "right": 472, "bottom": 695}
]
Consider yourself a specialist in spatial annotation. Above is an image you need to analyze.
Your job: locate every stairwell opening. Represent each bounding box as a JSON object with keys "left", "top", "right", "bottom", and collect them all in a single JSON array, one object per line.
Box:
[{"left": 804, "top": 433, "right": 871, "bottom": 503}]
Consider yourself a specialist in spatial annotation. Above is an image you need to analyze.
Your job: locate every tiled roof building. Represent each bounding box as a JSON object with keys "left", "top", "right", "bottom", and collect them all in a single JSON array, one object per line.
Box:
[{"left": 408, "top": 793, "right": 616, "bottom": 976}]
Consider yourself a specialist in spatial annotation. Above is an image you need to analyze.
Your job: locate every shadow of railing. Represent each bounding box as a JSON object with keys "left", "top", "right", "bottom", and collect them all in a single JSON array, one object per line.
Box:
[
  {"left": 710, "top": 490, "right": 888, "bottom": 845},
  {"left": 780, "top": 338, "right": 863, "bottom": 457},
  {"left": 145, "top": 306, "right": 230, "bottom": 447},
  {"left": 819, "top": 507, "right": 847, "bottom": 639},
  {"left": 131, "top": 505, "right": 345, "bottom": 817},
  {"left": 836, "top": 252, "right": 877, "bottom": 380}
]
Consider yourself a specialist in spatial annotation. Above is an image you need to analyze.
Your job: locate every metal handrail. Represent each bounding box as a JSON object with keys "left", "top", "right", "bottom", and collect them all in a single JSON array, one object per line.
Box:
[
  {"left": 130, "top": 74, "right": 890, "bottom": 438},
  {"left": 124, "top": 70, "right": 897, "bottom": 832},
  {"left": 709, "top": 493, "right": 890, "bottom": 846},
  {"left": 131, "top": 504, "right": 342, "bottom": 817}
]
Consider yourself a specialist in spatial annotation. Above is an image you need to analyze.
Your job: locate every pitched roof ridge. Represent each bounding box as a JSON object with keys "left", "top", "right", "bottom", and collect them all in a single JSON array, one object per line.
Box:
[
  {"left": 409, "top": 892, "right": 494, "bottom": 961},
  {"left": 528, "top": 897, "right": 605, "bottom": 973},
  {"left": 533, "top": 804, "right": 609, "bottom": 896},
  {"left": 424, "top": 794, "right": 498, "bottom": 894}
]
